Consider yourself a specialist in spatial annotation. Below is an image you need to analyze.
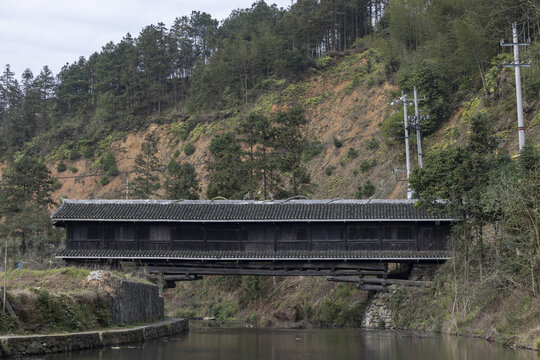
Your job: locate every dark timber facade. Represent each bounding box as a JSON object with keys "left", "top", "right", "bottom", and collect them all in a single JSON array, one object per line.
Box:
[{"left": 52, "top": 199, "right": 452, "bottom": 285}]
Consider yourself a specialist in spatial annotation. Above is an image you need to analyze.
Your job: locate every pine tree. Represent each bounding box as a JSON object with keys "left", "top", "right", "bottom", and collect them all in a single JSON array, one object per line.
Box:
[
  {"left": 130, "top": 132, "right": 161, "bottom": 199},
  {"left": 164, "top": 160, "right": 200, "bottom": 199}
]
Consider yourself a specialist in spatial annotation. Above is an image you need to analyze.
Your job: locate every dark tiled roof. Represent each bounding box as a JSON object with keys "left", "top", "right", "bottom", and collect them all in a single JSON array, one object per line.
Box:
[
  {"left": 56, "top": 249, "right": 452, "bottom": 260},
  {"left": 51, "top": 199, "right": 451, "bottom": 223}
]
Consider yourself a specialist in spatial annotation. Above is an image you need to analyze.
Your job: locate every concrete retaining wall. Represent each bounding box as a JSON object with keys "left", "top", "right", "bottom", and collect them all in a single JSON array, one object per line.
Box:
[{"left": 0, "top": 318, "right": 187, "bottom": 357}]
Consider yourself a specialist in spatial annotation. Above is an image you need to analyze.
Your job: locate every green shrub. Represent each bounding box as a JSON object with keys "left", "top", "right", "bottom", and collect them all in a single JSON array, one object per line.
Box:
[
  {"left": 51, "top": 178, "right": 62, "bottom": 191},
  {"left": 183, "top": 143, "right": 195, "bottom": 156},
  {"left": 242, "top": 276, "right": 262, "bottom": 301},
  {"left": 355, "top": 180, "right": 375, "bottom": 198},
  {"left": 173, "top": 149, "right": 181, "bottom": 158},
  {"left": 82, "top": 146, "right": 94, "bottom": 159},
  {"left": 99, "top": 152, "right": 118, "bottom": 174},
  {"left": 57, "top": 162, "right": 67, "bottom": 172},
  {"left": 381, "top": 112, "right": 404, "bottom": 140},
  {"left": 301, "top": 141, "right": 323, "bottom": 161},
  {"left": 69, "top": 166, "right": 78, "bottom": 173},
  {"left": 333, "top": 137, "right": 343, "bottom": 148},
  {"left": 100, "top": 176, "right": 109, "bottom": 186},
  {"left": 366, "top": 139, "right": 379, "bottom": 150},
  {"left": 347, "top": 148, "right": 359, "bottom": 159},
  {"left": 325, "top": 166, "right": 335, "bottom": 176},
  {"left": 216, "top": 275, "right": 241, "bottom": 291},
  {"left": 69, "top": 148, "right": 81, "bottom": 161},
  {"left": 359, "top": 159, "right": 376, "bottom": 173}
]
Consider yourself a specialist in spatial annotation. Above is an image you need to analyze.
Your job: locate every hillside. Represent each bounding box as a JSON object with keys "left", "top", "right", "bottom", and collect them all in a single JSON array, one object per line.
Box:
[
  {"left": 45, "top": 49, "right": 540, "bottom": 204},
  {"left": 0, "top": 0, "right": 538, "bottom": 351}
]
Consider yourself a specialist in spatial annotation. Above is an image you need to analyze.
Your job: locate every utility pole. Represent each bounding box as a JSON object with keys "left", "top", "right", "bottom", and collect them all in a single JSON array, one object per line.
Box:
[
  {"left": 391, "top": 92, "right": 414, "bottom": 199},
  {"left": 501, "top": 22, "right": 531, "bottom": 151},
  {"left": 125, "top": 176, "right": 129, "bottom": 200},
  {"left": 412, "top": 86, "right": 426, "bottom": 168}
]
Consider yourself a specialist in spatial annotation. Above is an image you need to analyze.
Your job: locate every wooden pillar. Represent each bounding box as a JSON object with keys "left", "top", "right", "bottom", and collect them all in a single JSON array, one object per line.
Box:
[
  {"left": 378, "top": 222, "right": 383, "bottom": 251},
  {"left": 344, "top": 223, "right": 349, "bottom": 251},
  {"left": 100, "top": 223, "right": 105, "bottom": 250},
  {"left": 203, "top": 228, "right": 207, "bottom": 251}
]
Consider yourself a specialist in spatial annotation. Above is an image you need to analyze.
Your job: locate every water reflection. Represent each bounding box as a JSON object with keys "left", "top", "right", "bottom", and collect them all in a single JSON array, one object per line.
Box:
[{"left": 30, "top": 327, "right": 538, "bottom": 360}]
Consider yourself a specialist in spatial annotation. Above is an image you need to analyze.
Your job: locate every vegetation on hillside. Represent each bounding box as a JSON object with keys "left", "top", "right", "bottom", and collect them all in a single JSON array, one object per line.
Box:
[{"left": 0, "top": 0, "right": 538, "bottom": 347}]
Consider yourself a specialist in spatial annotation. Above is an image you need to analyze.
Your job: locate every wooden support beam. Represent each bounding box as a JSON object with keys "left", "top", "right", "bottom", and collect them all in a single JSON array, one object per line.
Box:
[
  {"left": 142, "top": 260, "right": 387, "bottom": 271},
  {"left": 149, "top": 267, "right": 372, "bottom": 277},
  {"left": 326, "top": 276, "right": 432, "bottom": 287},
  {"left": 163, "top": 274, "right": 201, "bottom": 281}
]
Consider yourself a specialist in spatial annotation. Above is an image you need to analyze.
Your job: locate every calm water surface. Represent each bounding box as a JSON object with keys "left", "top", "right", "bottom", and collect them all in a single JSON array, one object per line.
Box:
[{"left": 31, "top": 327, "right": 538, "bottom": 360}]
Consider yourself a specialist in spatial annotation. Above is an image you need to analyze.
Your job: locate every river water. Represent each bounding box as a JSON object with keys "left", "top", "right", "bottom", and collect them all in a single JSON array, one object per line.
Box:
[{"left": 34, "top": 327, "right": 537, "bottom": 360}]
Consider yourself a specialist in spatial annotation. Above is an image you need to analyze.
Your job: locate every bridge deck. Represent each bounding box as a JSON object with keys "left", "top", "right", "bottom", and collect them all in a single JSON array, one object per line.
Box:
[{"left": 57, "top": 249, "right": 451, "bottom": 261}]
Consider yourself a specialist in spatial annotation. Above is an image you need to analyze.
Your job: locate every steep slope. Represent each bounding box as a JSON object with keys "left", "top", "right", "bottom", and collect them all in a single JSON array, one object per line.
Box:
[{"left": 48, "top": 49, "right": 540, "bottom": 205}]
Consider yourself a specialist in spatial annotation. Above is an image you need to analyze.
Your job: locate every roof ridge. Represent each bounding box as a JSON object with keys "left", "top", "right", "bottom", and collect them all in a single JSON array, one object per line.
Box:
[{"left": 60, "top": 198, "right": 418, "bottom": 205}]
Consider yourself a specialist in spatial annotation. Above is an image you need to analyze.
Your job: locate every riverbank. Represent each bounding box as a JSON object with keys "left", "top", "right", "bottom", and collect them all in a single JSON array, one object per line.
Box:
[
  {"left": 163, "top": 272, "right": 540, "bottom": 350},
  {"left": 0, "top": 268, "right": 163, "bottom": 334},
  {"left": 0, "top": 318, "right": 188, "bottom": 357}
]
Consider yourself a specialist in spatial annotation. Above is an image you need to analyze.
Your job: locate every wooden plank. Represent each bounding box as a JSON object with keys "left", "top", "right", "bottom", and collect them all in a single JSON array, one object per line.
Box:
[{"left": 326, "top": 276, "right": 432, "bottom": 287}]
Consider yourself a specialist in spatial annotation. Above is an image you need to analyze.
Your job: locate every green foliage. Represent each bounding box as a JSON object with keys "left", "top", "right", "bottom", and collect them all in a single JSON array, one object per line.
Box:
[
  {"left": 130, "top": 132, "right": 161, "bottom": 199},
  {"left": 69, "top": 166, "right": 78, "bottom": 173},
  {"left": 325, "top": 166, "right": 335, "bottom": 176},
  {"left": 411, "top": 112, "right": 540, "bottom": 295},
  {"left": 33, "top": 288, "right": 110, "bottom": 332},
  {"left": 99, "top": 176, "right": 110, "bottom": 186},
  {"left": 365, "top": 138, "right": 379, "bottom": 150},
  {"left": 57, "top": 161, "right": 67, "bottom": 172},
  {"left": 397, "top": 59, "right": 450, "bottom": 135},
  {"left": 173, "top": 149, "right": 181, "bottom": 158},
  {"left": 183, "top": 143, "right": 195, "bottom": 156},
  {"left": 215, "top": 275, "right": 241, "bottom": 292},
  {"left": 241, "top": 276, "right": 262, "bottom": 301},
  {"left": 347, "top": 148, "right": 358, "bottom": 159},
  {"left": 207, "top": 108, "right": 313, "bottom": 199},
  {"left": 164, "top": 160, "right": 200, "bottom": 200},
  {"left": 171, "top": 122, "right": 190, "bottom": 141},
  {"left": 333, "top": 137, "right": 343, "bottom": 148},
  {"left": 354, "top": 180, "right": 375, "bottom": 198},
  {"left": 99, "top": 152, "right": 118, "bottom": 174},
  {"left": 381, "top": 112, "right": 403, "bottom": 140},
  {"left": 68, "top": 148, "right": 81, "bottom": 161},
  {"left": 301, "top": 141, "right": 323, "bottom": 162},
  {"left": 206, "top": 132, "right": 250, "bottom": 199},
  {"left": 359, "top": 159, "right": 376, "bottom": 173}
]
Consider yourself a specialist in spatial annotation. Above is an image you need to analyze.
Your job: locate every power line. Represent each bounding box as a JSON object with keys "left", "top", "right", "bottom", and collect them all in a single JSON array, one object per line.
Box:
[{"left": 55, "top": 169, "right": 144, "bottom": 180}]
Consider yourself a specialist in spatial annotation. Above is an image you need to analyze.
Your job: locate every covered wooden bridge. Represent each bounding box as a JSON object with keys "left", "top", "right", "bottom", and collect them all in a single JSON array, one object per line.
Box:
[{"left": 52, "top": 199, "right": 452, "bottom": 289}]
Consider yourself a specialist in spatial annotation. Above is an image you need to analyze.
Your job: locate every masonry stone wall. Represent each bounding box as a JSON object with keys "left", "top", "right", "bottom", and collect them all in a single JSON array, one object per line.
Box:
[
  {"left": 362, "top": 264, "right": 438, "bottom": 328},
  {"left": 85, "top": 270, "right": 164, "bottom": 325},
  {"left": 0, "top": 318, "right": 188, "bottom": 357},
  {"left": 108, "top": 280, "right": 164, "bottom": 325}
]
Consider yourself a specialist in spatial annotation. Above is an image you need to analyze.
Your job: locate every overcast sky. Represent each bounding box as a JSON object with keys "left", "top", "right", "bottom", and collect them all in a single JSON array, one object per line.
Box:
[{"left": 0, "top": 0, "right": 293, "bottom": 79}]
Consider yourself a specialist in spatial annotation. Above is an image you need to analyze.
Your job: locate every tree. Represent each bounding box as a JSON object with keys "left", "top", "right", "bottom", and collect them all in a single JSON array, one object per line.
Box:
[
  {"left": 269, "top": 107, "right": 313, "bottom": 197},
  {"left": 130, "top": 132, "right": 161, "bottom": 198},
  {"left": 0, "top": 155, "right": 55, "bottom": 254},
  {"left": 164, "top": 160, "right": 200, "bottom": 199},
  {"left": 206, "top": 132, "right": 250, "bottom": 199},
  {"left": 481, "top": 146, "right": 540, "bottom": 295}
]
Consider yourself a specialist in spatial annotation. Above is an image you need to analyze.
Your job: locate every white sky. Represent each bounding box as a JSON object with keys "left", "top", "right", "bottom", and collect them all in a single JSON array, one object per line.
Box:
[{"left": 0, "top": 0, "right": 294, "bottom": 79}]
